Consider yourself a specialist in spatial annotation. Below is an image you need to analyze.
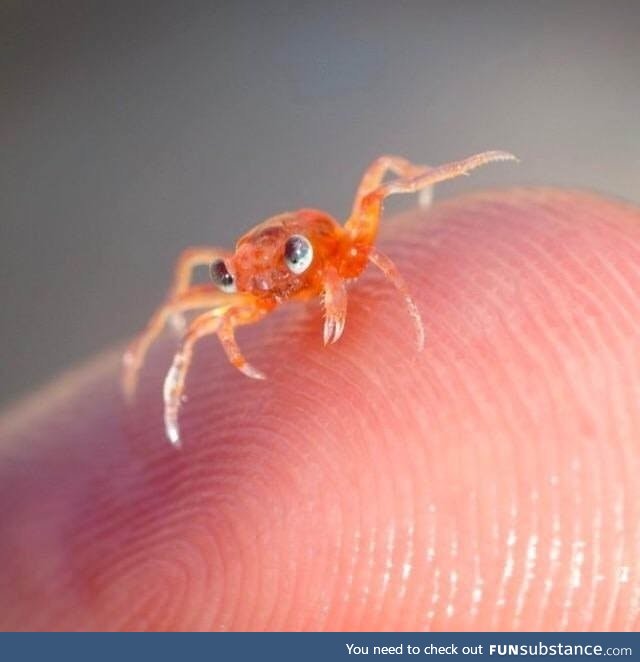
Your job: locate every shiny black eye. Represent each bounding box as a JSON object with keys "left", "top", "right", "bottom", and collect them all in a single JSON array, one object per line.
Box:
[
  {"left": 209, "top": 259, "right": 236, "bottom": 293},
  {"left": 284, "top": 234, "right": 314, "bottom": 275}
]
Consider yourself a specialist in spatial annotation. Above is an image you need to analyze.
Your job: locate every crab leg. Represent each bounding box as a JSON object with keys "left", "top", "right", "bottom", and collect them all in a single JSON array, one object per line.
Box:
[
  {"left": 165, "top": 246, "right": 232, "bottom": 332},
  {"left": 345, "top": 150, "right": 517, "bottom": 245},
  {"left": 167, "top": 246, "right": 231, "bottom": 298},
  {"left": 122, "top": 284, "right": 229, "bottom": 401},
  {"left": 368, "top": 247, "right": 425, "bottom": 351},
  {"left": 322, "top": 267, "right": 348, "bottom": 345},
  {"left": 163, "top": 295, "right": 272, "bottom": 446},
  {"left": 351, "top": 155, "right": 432, "bottom": 216}
]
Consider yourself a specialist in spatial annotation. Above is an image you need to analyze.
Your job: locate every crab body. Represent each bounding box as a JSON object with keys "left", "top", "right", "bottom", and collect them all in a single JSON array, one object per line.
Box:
[{"left": 123, "top": 150, "right": 516, "bottom": 444}]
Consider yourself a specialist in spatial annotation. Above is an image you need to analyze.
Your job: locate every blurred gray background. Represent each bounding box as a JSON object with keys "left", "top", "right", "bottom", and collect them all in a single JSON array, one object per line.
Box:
[{"left": 2, "top": 0, "right": 640, "bottom": 407}]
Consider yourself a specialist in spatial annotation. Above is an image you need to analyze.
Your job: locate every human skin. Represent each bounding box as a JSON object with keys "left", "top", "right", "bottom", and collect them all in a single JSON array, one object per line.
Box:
[{"left": 0, "top": 188, "right": 639, "bottom": 631}]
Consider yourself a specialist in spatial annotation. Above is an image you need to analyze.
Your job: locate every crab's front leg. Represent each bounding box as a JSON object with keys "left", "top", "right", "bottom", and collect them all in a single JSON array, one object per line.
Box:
[
  {"left": 322, "top": 266, "right": 348, "bottom": 345},
  {"left": 163, "top": 294, "right": 272, "bottom": 446}
]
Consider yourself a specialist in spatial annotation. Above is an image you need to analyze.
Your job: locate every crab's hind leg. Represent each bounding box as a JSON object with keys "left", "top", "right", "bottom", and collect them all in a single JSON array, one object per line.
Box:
[
  {"left": 163, "top": 295, "right": 272, "bottom": 446},
  {"left": 345, "top": 150, "right": 517, "bottom": 245},
  {"left": 122, "top": 284, "right": 227, "bottom": 402},
  {"left": 368, "top": 247, "right": 425, "bottom": 351}
]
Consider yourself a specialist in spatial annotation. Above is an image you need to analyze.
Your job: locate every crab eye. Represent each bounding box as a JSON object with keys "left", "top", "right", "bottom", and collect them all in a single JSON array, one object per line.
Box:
[
  {"left": 210, "top": 259, "right": 236, "bottom": 293},
  {"left": 284, "top": 234, "right": 314, "bottom": 275}
]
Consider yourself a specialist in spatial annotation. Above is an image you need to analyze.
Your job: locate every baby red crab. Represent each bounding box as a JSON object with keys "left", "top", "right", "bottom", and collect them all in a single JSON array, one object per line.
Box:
[{"left": 123, "top": 150, "right": 516, "bottom": 445}]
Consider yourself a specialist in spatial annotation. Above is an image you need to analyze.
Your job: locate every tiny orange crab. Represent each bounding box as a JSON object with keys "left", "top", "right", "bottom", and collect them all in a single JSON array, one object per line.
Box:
[{"left": 123, "top": 150, "right": 516, "bottom": 444}]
